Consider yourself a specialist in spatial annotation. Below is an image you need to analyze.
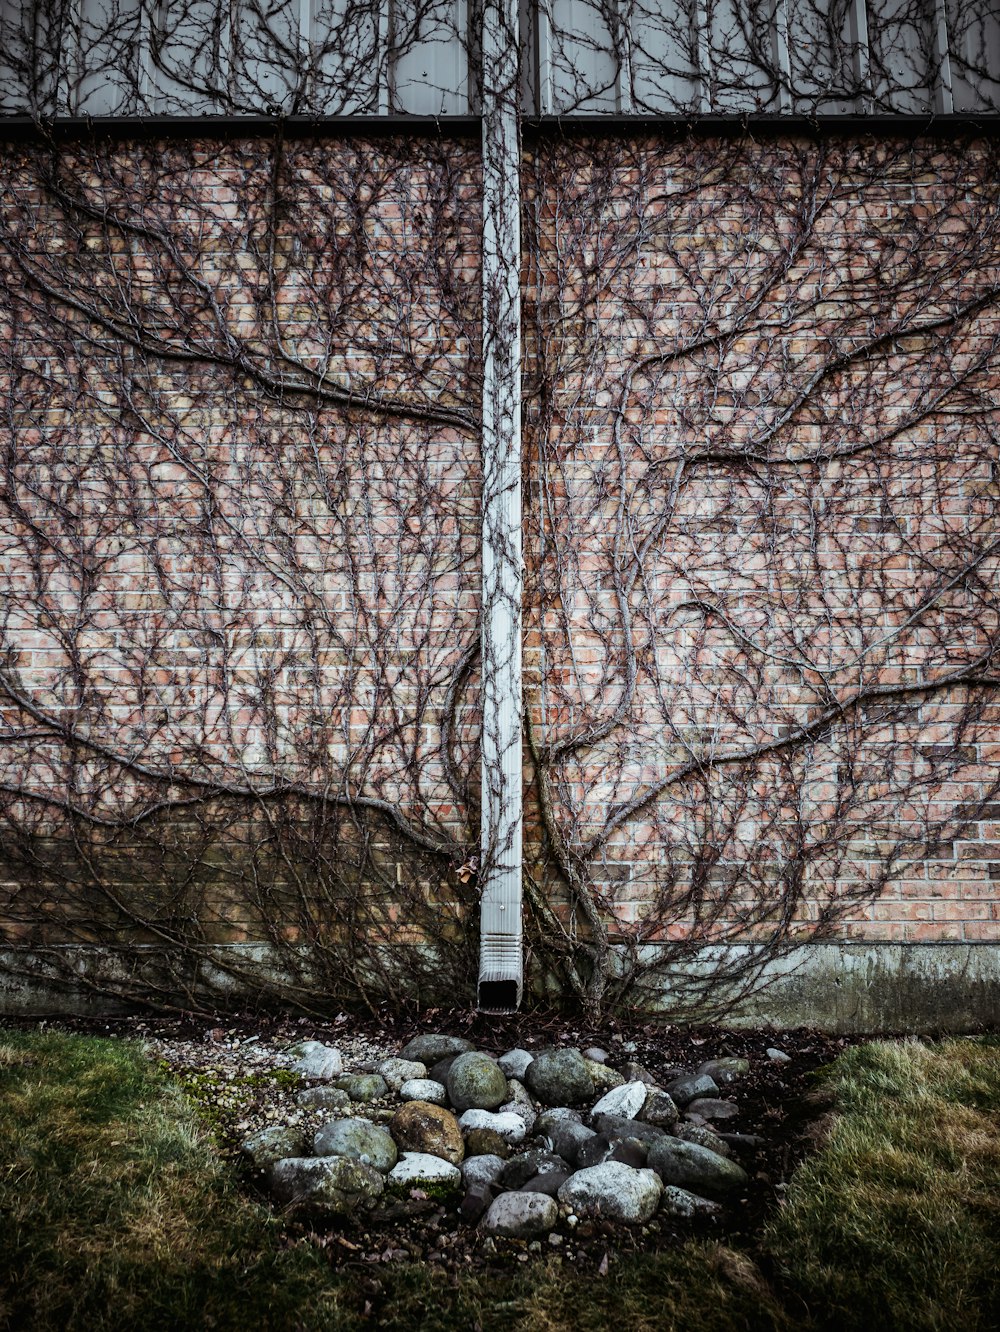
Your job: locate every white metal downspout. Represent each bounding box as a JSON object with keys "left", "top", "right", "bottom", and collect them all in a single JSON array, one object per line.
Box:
[{"left": 478, "top": 0, "right": 523, "bottom": 1010}]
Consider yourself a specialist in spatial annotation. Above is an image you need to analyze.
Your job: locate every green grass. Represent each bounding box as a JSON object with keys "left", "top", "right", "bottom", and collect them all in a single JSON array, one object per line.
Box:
[{"left": 1, "top": 1030, "right": 999, "bottom": 1331}]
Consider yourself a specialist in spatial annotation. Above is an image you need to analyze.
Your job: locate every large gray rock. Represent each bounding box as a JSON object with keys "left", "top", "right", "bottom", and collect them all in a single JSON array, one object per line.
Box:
[
  {"left": 241, "top": 1125, "right": 307, "bottom": 1170},
  {"left": 288, "top": 1041, "right": 343, "bottom": 1080},
  {"left": 400, "top": 1034, "right": 475, "bottom": 1064},
  {"left": 501, "top": 1150, "right": 568, "bottom": 1190},
  {"left": 520, "top": 1170, "right": 571, "bottom": 1198},
  {"left": 698, "top": 1057, "right": 750, "bottom": 1085},
  {"left": 333, "top": 1074, "right": 389, "bottom": 1102},
  {"left": 590, "top": 1080, "right": 647, "bottom": 1119},
  {"left": 461, "top": 1153, "right": 506, "bottom": 1189},
  {"left": 659, "top": 1185, "right": 724, "bottom": 1219},
  {"left": 666, "top": 1073, "right": 719, "bottom": 1106},
  {"left": 499, "top": 1079, "right": 537, "bottom": 1134},
  {"left": 497, "top": 1048, "right": 534, "bottom": 1080},
  {"left": 557, "top": 1162, "right": 662, "bottom": 1223},
  {"left": 313, "top": 1117, "right": 398, "bottom": 1173},
  {"left": 525, "top": 1050, "right": 595, "bottom": 1106},
  {"left": 387, "top": 1152, "right": 462, "bottom": 1190},
  {"left": 535, "top": 1107, "right": 582, "bottom": 1135},
  {"left": 399, "top": 1078, "right": 448, "bottom": 1105},
  {"left": 457, "top": 1109, "right": 527, "bottom": 1145},
  {"left": 647, "top": 1137, "right": 749, "bottom": 1195},
  {"left": 378, "top": 1057, "right": 427, "bottom": 1091},
  {"left": 592, "top": 1113, "right": 667, "bottom": 1147},
  {"left": 545, "top": 1119, "right": 598, "bottom": 1163},
  {"left": 447, "top": 1052, "right": 508, "bottom": 1112},
  {"left": 483, "top": 1192, "right": 558, "bottom": 1238},
  {"left": 675, "top": 1123, "right": 732, "bottom": 1157},
  {"left": 269, "top": 1156, "right": 384, "bottom": 1212}
]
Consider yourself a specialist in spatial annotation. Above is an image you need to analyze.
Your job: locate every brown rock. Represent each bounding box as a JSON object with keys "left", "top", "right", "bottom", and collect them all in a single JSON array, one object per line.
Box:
[
  {"left": 464, "top": 1127, "right": 511, "bottom": 1158},
  {"left": 389, "top": 1100, "right": 464, "bottom": 1165}
]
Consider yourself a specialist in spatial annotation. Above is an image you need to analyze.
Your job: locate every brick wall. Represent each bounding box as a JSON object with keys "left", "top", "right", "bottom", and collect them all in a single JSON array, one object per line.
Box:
[{"left": 0, "top": 129, "right": 997, "bottom": 1009}]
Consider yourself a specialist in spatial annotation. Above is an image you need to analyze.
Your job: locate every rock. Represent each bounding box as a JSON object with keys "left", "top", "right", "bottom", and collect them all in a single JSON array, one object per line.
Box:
[
  {"left": 583, "top": 1058, "right": 625, "bottom": 1092},
  {"left": 665, "top": 1073, "right": 719, "bottom": 1106},
  {"left": 501, "top": 1150, "right": 568, "bottom": 1190},
  {"left": 498, "top": 1085, "right": 537, "bottom": 1136},
  {"left": 686, "top": 1098, "right": 739, "bottom": 1123},
  {"left": 620, "top": 1061, "right": 659, "bottom": 1087},
  {"left": 608, "top": 1139, "right": 648, "bottom": 1168},
  {"left": 387, "top": 1152, "right": 462, "bottom": 1191},
  {"left": 447, "top": 1052, "right": 508, "bottom": 1112},
  {"left": 575, "top": 1134, "right": 612, "bottom": 1169},
  {"left": 400, "top": 1034, "right": 475, "bottom": 1064},
  {"left": 592, "top": 1113, "right": 667, "bottom": 1147},
  {"left": 525, "top": 1050, "right": 595, "bottom": 1106},
  {"left": 399, "top": 1078, "right": 448, "bottom": 1105},
  {"left": 675, "top": 1124, "right": 732, "bottom": 1157},
  {"left": 590, "top": 1080, "right": 647, "bottom": 1119},
  {"left": 535, "top": 1107, "right": 582, "bottom": 1135},
  {"left": 464, "top": 1128, "right": 511, "bottom": 1158},
  {"left": 545, "top": 1119, "right": 598, "bottom": 1162},
  {"left": 333, "top": 1074, "right": 389, "bottom": 1102},
  {"left": 557, "top": 1162, "right": 663, "bottom": 1223},
  {"left": 269, "top": 1156, "right": 384, "bottom": 1212},
  {"left": 313, "top": 1117, "right": 398, "bottom": 1173},
  {"left": 483, "top": 1192, "right": 558, "bottom": 1238},
  {"left": 430, "top": 1056, "right": 460, "bottom": 1085},
  {"left": 647, "top": 1138, "right": 749, "bottom": 1195},
  {"left": 698, "top": 1057, "right": 750, "bottom": 1085},
  {"left": 458, "top": 1109, "right": 528, "bottom": 1145},
  {"left": 296, "top": 1086, "right": 351, "bottom": 1112},
  {"left": 583, "top": 1047, "right": 609, "bottom": 1064},
  {"left": 378, "top": 1057, "right": 427, "bottom": 1091},
  {"left": 520, "top": 1170, "right": 571, "bottom": 1197},
  {"left": 497, "top": 1048, "right": 534, "bottom": 1080},
  {"left": 288, "top": 1041, "right": 343, "bottom": 1081},
  {"left": 460, "top": 1182, "right": 495, "bottom": 1224},
  {"left": 767, "top": 1048, "right": 792, "bottom": 1063},
  {"left": 241, "top": 1125, "right": 307, "bottom": 1170},
  {"left": 390, "top": 1101, "right": 464, "bottom": 1164},
  {"left": 461, "top": 1154, "right": 506, "bottom": 1189},
  {"left": 659, "top": 1185, "right": 724, "bottom": 1219},
  {"left": 641, "top": 1090, "right": 679, "bottom": 1130}
]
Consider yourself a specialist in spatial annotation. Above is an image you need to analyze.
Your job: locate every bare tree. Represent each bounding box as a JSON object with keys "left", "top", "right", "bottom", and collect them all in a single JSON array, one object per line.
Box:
[{"left": 0, "top": 0, "right": 998, "bottom": 1017}]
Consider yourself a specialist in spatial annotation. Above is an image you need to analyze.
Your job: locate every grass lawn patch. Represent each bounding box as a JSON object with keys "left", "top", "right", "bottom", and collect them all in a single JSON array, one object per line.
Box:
[{"left": 1, "top": 1028, "right": 998, "bottom": 1330}]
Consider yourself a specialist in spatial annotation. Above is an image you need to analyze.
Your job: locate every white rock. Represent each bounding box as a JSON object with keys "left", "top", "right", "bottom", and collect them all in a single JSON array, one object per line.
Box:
[
  {"left": 378, "top": 1057, "right": 427, "bottom": 1091},
  {"left": 461, "top": 1154, "right": 506, "bottom": 1189},
  {"left": 483, "top": 1192, "right": 558, "bottom": 1238},
  {"left": 289, "top": 1041, "right": 343, "bottom": 1080},
  {"left": 457, "top": 1109, "right": 528, "bottom": 1144},
  {"left": 387, "top": 1152, "right": 462, "bottom": 1189},
  {"left": 399, "top": 1078, "right": 448, "bottom": 1105},
  {"left": 497, "top": 1048, "right": 534, "bottom": 1080},
  {"left": 557, "top": 1162, "right": 662, "bottom": 1223},
  {"left": 590, "top": 1080, "right": 648, "bottom": 1119},
  {"left": 767, "top": 1048, "right": 792, "bottom": 1063}
]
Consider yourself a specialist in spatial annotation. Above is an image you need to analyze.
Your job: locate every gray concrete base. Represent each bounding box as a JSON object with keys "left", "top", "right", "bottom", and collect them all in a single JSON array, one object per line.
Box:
[
  {"left": 718, "top": 942, "right": 1000, "bottom": 1032},
  {"left": 0, "top": 941, "right": 998, "bottom": 1031}
]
